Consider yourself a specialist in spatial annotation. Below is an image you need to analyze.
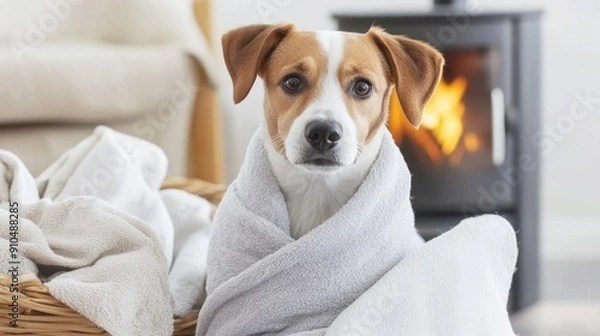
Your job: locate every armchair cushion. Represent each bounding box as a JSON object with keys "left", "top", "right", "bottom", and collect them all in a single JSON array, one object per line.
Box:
[{"left": 0, "top": 43, "right": 200, "bottom": 125}]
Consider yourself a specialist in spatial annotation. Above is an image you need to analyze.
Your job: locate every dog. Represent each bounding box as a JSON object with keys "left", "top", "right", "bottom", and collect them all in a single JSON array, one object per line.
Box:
[{"left": 222, "top": 23, "right": 443, "bottom": 239}]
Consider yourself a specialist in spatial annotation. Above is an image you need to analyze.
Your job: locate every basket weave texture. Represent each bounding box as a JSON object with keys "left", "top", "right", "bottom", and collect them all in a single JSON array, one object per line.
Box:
[{"left": 0, "top": 177, "right": 227, "bottom": 335}]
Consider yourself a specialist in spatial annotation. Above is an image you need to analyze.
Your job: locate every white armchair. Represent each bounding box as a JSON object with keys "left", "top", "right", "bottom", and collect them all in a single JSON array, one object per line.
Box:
[{"left": 0, "top": 0, "right": 219, "bottom": 178}]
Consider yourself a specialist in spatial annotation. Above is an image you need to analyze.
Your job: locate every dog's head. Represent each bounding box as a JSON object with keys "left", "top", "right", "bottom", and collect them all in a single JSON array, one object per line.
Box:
[{"left": 222, "top": 24, "right": 443, "bottom": 173}]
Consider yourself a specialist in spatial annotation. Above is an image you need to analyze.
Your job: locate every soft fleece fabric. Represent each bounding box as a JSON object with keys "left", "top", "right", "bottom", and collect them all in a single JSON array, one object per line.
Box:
[
  {"left": 0, "top": 148, "right": 172, "bottom": 336},
  {"left": 196, "top": 130, "right": 517, "bottom": 336},
  {"left": 1, "top": 126, "right": 213, "bottom": 335}
]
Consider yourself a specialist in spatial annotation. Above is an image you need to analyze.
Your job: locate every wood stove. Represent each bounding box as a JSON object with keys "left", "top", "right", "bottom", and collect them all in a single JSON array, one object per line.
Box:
[{"left": 334, "top": 6, "right": 542, "bottom": 311}]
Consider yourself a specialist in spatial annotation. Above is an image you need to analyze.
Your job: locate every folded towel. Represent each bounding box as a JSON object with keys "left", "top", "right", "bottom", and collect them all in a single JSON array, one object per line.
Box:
[
  {"left": 162, "top": 188, "right": 212, "bottom": 317},
  {"left": 326, "top": 215, "right": 518, "bottom": 336},
  {"left": 196, "top": 131, "right": 424, "bottom": 335},
  {"left": 36, "top": 126, "right": 175, "bottom": 267},
  {"left": 0, "top": 153, "right": 173, "bottom": 336}
]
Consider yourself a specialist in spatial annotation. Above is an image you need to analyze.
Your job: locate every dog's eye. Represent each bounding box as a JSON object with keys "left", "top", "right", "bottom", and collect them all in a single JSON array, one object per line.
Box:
[
  {"left": 281, "top": 75, "right": 304, "bottom": 94},
  {"left": 351, "top": 79, "right": 373, "bottom": 99}
]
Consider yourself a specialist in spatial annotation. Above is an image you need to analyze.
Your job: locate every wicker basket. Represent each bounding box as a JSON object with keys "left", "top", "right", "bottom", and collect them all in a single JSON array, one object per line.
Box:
[{"left": 0, "top": 177, "right": 227, "bottom": 336}]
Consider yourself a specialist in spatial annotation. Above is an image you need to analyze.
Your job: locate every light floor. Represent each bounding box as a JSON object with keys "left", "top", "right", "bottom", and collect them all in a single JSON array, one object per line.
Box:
[
  {"left": 510, "top": 260, "right": 600, "bottom": 335},
  {"left": 511, "top": 301, "right": 600, "bottom": 336}
]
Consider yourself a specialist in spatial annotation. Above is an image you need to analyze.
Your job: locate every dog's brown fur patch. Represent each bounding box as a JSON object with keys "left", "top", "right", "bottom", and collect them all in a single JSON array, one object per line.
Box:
[
  {"left": 261, "top": 31, "right": 328, "bottom": 152},
  {"left": 366, "top": 27, "right": 445, "bottom": 127},
  {"left": 339, "top": 34, "right": 394, "bottom": 148}
]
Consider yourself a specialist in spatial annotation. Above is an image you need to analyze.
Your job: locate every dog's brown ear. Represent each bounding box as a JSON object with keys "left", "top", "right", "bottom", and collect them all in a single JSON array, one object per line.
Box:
[
  {"left": 222, "top": 23, "right": 296, "bottom": 104},
  {"left": 367, "top": 27, "right": 444, "bottom": 128}
]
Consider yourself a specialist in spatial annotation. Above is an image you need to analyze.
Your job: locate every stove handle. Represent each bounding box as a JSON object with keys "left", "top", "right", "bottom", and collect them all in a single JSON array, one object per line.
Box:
[{"left": 491, "top": 88, "right": 506, "bottom": 166}]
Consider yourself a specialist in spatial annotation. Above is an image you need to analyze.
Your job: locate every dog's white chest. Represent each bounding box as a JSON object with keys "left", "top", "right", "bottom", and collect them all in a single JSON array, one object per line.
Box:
[
  {"left": 279, "top": 174, "right": 357, "bottom": 239},
  {"left": 264, "top": 127, "right": 384, "bottom": 239}
]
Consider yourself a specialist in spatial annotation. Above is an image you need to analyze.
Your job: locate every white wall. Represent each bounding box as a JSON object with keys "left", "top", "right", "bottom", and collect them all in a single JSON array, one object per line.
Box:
[{"left": 212, "top": 0, "right": 600, "bottom": 255}]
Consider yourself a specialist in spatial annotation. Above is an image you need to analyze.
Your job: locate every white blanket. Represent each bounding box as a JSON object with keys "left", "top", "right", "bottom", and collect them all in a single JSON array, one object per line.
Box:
[
  {"left": 197, "top": 131, "right": 424, "bottom": 335},
  {"left": 1, "top": 126, "right": 211, "bottom": 334},
  {"left": 37, "top": 126, "right": 175, "bottom": 267},
  {"left": 0, "top": 150, "right": 173, "bottom": 335},
  {"left": 162, "top": 188, "right": 212, "bottom": 317},
  {"left": 326, "top": 215, "right": 517, "bottom": 336},
  {"left": 196, "top": 130, "right": 517, "bottom": 335}
]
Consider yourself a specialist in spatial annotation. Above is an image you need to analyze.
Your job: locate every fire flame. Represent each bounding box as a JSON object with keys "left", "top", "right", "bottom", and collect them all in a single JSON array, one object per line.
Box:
[{"left": 389, "top": 76, "right": 471, "bottom": 166}]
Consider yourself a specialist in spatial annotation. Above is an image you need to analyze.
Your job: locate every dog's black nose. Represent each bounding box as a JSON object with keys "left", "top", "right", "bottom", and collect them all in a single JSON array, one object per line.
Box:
[{"left": 305, "top": 120, "right": 342, "bottom": 152}]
